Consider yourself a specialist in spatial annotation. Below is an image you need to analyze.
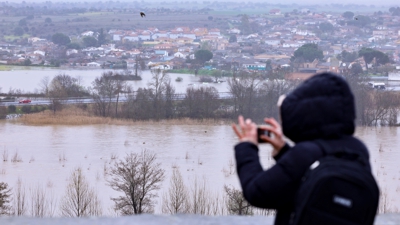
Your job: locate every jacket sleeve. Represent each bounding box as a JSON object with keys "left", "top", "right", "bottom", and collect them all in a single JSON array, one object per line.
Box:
[
  {"left": 234, "top": 141, "right": 323, "bottom": 209},
  {"left": 273, "top": 143, "right": 291, "bottom": 161}
]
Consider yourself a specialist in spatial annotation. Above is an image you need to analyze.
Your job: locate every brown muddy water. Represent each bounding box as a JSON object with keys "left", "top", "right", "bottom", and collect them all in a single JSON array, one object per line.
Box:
[{"left": 0, "top": 121, "right": 399, "bottom": 215}]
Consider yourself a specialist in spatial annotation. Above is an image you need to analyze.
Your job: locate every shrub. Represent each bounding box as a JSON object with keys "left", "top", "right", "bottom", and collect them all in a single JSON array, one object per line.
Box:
[
  {"left": 0, "top": 107, "right": 6, "bottom": 119},
  {"left": 7, "top": 105, "right": 16, "bottom": 113},
  {"left": 21, "top": 105, "right": 31, "bottom": 113}
]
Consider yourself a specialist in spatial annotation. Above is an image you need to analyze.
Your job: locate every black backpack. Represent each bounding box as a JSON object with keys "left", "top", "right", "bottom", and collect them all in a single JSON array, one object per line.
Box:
[{"left": 289, "top": 140, "right": 380, "bottom": 225}]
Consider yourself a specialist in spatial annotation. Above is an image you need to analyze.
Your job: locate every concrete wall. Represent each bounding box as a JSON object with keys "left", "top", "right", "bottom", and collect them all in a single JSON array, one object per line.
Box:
[{"left": 0, "top": 214, "right": 398, "bottom": 225}]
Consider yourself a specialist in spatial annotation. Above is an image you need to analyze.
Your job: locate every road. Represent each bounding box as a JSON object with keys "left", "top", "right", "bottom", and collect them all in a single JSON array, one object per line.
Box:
[{"left": 0, "top": 92, "right": 234, "bottom": 107}]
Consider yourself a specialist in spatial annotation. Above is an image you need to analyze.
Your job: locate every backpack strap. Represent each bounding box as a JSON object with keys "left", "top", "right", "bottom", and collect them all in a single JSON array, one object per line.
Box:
[{"left": 314, "top": 139, "right": 367, "bottom": 167}]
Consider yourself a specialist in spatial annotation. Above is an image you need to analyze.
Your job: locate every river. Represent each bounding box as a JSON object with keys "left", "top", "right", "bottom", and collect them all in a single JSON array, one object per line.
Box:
[
  {"left": 0, "top": 121, "right": 399, "bottom": 215},
  {"left": 0, "top": 68, "right": 230, "bottom": 94}
]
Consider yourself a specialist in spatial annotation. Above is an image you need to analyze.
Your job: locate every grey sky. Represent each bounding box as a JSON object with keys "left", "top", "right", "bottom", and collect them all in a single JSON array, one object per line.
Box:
[{"left": 3, "top": 0, "right": 400, "bottom": 5}]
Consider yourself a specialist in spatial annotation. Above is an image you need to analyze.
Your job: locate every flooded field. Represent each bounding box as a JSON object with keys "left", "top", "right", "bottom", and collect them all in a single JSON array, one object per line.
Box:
[{"left": 0, "top": 121, "right": 399, "bottom": 215}]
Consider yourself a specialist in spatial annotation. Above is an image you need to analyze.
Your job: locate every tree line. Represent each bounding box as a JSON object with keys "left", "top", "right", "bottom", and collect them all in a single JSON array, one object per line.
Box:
[{"left": 2, "top": 68, "right": 399, "bottom": 126}]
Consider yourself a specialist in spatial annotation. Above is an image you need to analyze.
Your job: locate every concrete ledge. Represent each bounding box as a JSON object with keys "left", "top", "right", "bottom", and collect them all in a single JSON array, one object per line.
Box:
[{"left": 0, "top": 214, "right": 398, "bottom": 225}]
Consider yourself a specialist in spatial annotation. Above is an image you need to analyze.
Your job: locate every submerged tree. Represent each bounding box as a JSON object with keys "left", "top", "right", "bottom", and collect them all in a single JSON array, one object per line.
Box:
[
  {"left": 224, "top": 185, "right": 253, "bottom": 215},
  {"left": 162, "top": 168, "right": 190, "bottom": 214},
  {"left": 60, "top": 168, "right": 102, "bottom": 217},
  {"left": 0, "top": 182, "right": 12, "bottom": 215},
  {"left": 108, "top": 150, "right": 165, "bottom": 215}
]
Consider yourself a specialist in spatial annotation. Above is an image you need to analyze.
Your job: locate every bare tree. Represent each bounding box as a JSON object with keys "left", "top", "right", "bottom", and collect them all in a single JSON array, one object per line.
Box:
[
  {"left": 256, "top": 79, "right": 300, "bottom": 121},
  {"left": 38, "top": 76, "right": 51, "bottom": 97},
  {"left": 228, "top": 71, "right": 262, "bottom": 119},
  {"left": 12, "top": 178, "right": 27, "bottom": 216},
  {"left": 182, "top": 86, "right": 219, "bottom": 119},
  {"left": 92, "top": 72, "right": 115, "bottom": 117},
  {"left": 365, "top": 91, "right": 400, "bottom": 126},
  {"left": 148, "top": 69, "right": 170, "bottom": 120},
  {"left": 0, "top": 182, "right": 12, "bottom": 215},
  {"left": 29, "top": 184, "right": 47, "bottom": 217},
  {"left": 29, "top": 184, "right": 57, "bottom": 218},
  {"left": 108, "top": 150, "right": 165, "bottom": 215},
  {"left": 60, "top": 167, "right": 102, "bottom": 217},
  {"left": 224, "top": 185, "right": 253, "bottom": 215},
  {"left": 187, "top": 177, "right": 223, "bottom": 215},
  {"left": 164, "top": 80, "right": 176, "bottom": 119},
  {"left": 48, "top": 74, "right": 84, "bottom": 113},
  {"left": 162, "top": 168, "right": 189, "bottom": 214},
  {"left": 114, "top": 77, "right": 127, "bottom": 117}
]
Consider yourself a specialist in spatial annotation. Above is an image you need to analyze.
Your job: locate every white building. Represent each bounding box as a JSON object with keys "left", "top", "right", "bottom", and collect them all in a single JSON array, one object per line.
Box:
[
  {"left": 87, "top": 62, "right": 101, "bottom": 67},
  {"left": 174, "top": 52, "right": 187, "bottom": 58},
  {"left": 34, "top": 50, "right": 46, "bottom": 56},
  {"left": 388, "top": 71, "right": 400, "bottom": 81},
  {"left": 81, "top": 31, "right": 94, "bottom": 36}
]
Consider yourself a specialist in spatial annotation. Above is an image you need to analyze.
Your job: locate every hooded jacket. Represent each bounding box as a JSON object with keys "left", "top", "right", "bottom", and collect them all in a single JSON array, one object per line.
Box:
[{"left": 234, "top": 73, "right": 372, "bottom": 225}]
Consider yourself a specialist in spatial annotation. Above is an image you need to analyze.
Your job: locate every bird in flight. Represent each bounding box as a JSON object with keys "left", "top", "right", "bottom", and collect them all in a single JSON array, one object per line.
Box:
[{"left": 140, "top": 12, "right": 146, "bottom": 18}]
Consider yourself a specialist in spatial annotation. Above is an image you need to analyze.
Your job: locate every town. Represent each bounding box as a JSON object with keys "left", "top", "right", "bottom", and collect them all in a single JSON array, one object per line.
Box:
[{"left": 0, "top": 2, "right": 400, "bottom": 80}]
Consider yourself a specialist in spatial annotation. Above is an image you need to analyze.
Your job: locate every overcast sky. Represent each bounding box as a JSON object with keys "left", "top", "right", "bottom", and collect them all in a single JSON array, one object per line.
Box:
[{"left": 3, "top": 0, "right": 399, "bottom": 6}]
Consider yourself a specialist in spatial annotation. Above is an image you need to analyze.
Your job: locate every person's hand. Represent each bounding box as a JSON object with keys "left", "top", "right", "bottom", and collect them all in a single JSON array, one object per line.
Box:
[
  {"left": 232, "top": 115, "right": 258, "bottom": 145},
  {"left": 258, "top": 118, "right": 286, "bottom": 157}
]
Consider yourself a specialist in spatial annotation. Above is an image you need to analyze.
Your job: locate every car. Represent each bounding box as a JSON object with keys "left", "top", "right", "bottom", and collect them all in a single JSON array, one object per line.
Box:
[{"left": 19, "top": 99, "right": 31, "bottom": 104}]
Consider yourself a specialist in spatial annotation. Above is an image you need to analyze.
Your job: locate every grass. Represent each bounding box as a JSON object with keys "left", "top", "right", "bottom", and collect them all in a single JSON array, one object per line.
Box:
[
  {"left": 0, "top": 65, "right": 12, "bottom": 71},
  {"left": 15, "top": 106, "right": 232, "bottom": 126},
  {"left": 4, "top": 34, "right": 30, "bottom": 41}
]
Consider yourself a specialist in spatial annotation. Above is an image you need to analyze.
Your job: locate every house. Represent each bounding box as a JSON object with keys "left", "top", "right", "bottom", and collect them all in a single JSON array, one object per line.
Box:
[
  {"left": 81, "top": 31, "right": 94, "bottom": 36},
  {"left": 123, "top": 34, "right": 139, "bottom": 42},
  {"left": 155, "top": 50, "right": 169, "bottom": 57},
  {"left": 150, "top": 64, "right": 172, "bottom": 70},
  {"left": 28, "top": 37, "right": 46, "bottom": 43},
  {"left": 242, "top": 62, "right": 266, "bottom": 71},
  {"left": 169, "top": 31, "right": 182, "bottom": 39},
  {"left": 175, "top": 37, "right": 194, "bottom": 44},
  {"left": 87, "top": 62, "right": 101, "bottom": 67},
  {"left": 209, "top": 29, "right": 221, "bottom": 36},
  {"left": 389, "top": 71, "right": 400, "bottom": 81},
  {"left": 269, "top": 9, "right": 281, "bottom": 15},
  {"left": 152, "top": 31, "right": 169, "bottom": 39},
  {"left": 155, "top": 37, "right": 173, "bottom": 43},
  {"left": 112, "top": 30, "right": 125, "bottom": 41},
  {"left": 174, "top": 52, "right": 187, "bottom": 58},
  {"left": 282, "top": 41, "right": 301, "bottom": 48},
  {"left": 138, "top": 31, "right": 151, "bottom": 41},
  {"left": 182, "top": 32, "right": 196, "bottom": 39},
  {"left": 178, "top": 46, "right": 192, "bottom": 52},
  {"left": 154, "top": 44, "right": 174, "bottom": 50},
  {"left": 193, "top": 27, "right": 208, "bottom": 37},
  {"left": 34, "top": 50, "right": 46, "bottom": 56},
  {"left": 66, "top": 49, "right": 78, "bottom": 56},
  {"left": 264, "top": 39, "right": 281, "bottom": 46},
  {"left": 228, "top": 28, "right": 241, "bottom": 34}
]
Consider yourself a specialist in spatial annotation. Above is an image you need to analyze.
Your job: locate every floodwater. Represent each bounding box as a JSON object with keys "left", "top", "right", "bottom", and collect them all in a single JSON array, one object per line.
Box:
[
  {"left": 0, "top": 68, "right": 230, "bottom": 94},
  {"left": 0, "top": 122, "right": 399, "bottom": 215}
]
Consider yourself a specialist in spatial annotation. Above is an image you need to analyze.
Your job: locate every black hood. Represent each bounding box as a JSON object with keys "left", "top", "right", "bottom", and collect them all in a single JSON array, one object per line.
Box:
[{"left": 280, "top": 72, "right": 355, "bottom": 143}]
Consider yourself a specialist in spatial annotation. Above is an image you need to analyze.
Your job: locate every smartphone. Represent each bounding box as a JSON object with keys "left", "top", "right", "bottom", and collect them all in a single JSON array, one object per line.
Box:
[{"left": 257, "top": 127, "right": 271, "bottom": 143}]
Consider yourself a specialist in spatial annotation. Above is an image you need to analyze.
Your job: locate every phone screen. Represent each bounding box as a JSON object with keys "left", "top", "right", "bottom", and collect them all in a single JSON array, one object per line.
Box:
[{"left": 257, "top": 127, "right": 270, "bottom": 143}]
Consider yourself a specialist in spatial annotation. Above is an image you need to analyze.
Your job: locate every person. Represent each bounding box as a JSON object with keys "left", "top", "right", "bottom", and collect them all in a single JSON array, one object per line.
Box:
[{"left": 232, "top": 72, "right": 377, "bottom": 225}]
